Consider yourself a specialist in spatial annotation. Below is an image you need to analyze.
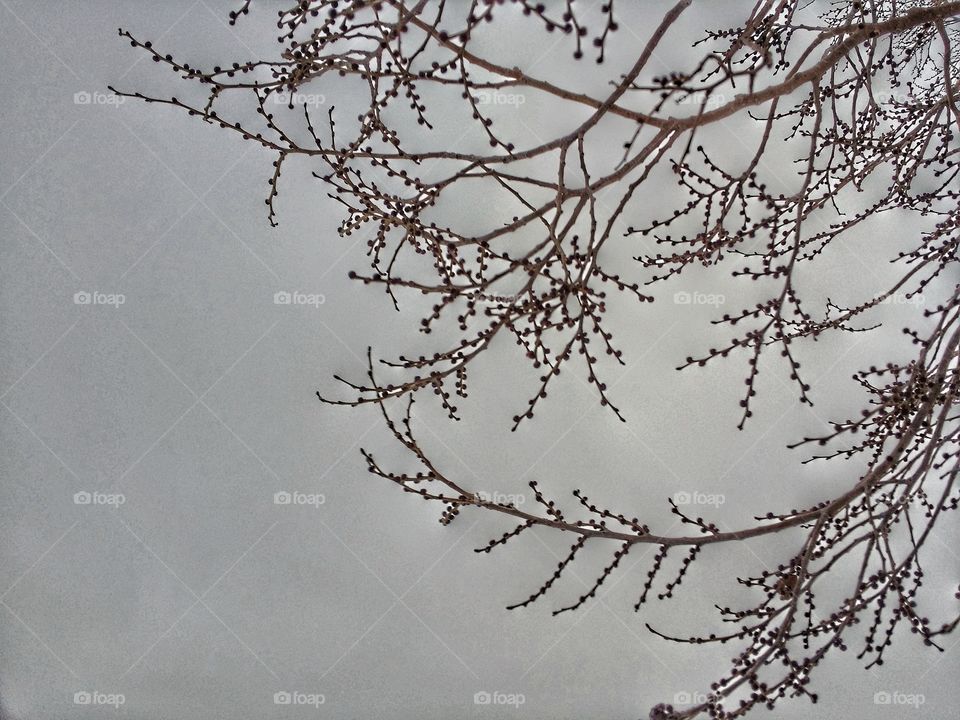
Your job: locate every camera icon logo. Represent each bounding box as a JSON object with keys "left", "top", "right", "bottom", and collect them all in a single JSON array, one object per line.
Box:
[
  {"left": 73, "top": 91, "right": 91, "bottom": 105},
  {"left": 274, "top": 291, "right": 292, "bottom": 305},
  {"left": 74, "top": 291, "right": 92, "bottom": 305},
  {"left": 673, "top": 491, "right": 691, "bottom": 505},
  {"left": 673, "top": 291, "right": 692, "bottom": 305},
  {"left": 874, "top": 691, "right": 891, "bottom": 705},
  {"left": 274, "top": 491, "right": 292, "bottom": 505},
  {"left": 73, "top": 491, "right": 92, "bottom": 505},
  {"left": 73, "top": 691, "right": 92, "bottom": 704},
  {"left": 274, "top": 691, "right": 292, "bottom": 705},
  {"left": 474, "top": 691, "right": 491, "bottom": 705}
]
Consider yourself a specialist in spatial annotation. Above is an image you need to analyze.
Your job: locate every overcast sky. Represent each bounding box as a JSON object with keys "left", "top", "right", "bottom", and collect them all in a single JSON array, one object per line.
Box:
[{"left": 1, "top": 1, "right": 957, "bottom": 718}]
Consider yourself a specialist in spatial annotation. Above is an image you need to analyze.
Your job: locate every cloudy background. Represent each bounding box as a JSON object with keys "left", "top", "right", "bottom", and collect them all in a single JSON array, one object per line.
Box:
[{"left": 1, "top": 1, "right": 957, "bottom": 718}]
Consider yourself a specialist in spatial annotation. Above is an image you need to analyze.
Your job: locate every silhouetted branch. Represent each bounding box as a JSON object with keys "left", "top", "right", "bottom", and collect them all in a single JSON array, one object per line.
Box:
[{"left": 121, "top": 1, "right": 960, "bottom": 716}]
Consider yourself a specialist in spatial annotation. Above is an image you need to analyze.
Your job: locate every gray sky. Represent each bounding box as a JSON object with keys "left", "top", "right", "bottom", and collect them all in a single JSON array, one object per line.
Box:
[{"left": 1, "top": 1, "right": 957, "bottom": 718}]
